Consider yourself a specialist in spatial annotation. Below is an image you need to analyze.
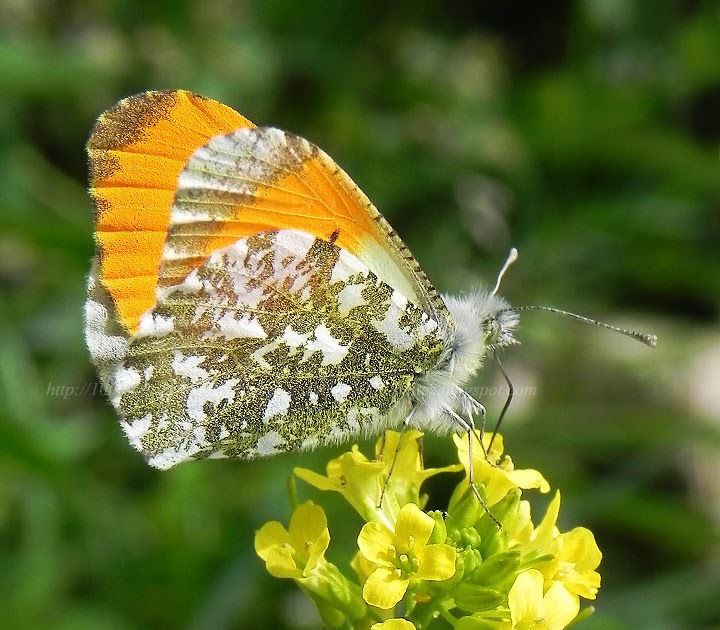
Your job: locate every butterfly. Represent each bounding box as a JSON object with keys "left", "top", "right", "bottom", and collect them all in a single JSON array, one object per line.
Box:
[{"left": 85, "top": 90, "right": 652, "bottom": 471}]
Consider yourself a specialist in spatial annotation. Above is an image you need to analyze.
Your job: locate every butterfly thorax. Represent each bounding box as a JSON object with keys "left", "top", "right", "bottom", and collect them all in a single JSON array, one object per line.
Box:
[{"left": 408, "top": 291, "right": 518, "bottom": 433}]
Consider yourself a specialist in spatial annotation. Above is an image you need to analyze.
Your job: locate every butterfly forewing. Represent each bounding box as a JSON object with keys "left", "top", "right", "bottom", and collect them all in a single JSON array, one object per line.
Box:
[{"left": 87, "top": 90, "right": 254, "bottom": 335}]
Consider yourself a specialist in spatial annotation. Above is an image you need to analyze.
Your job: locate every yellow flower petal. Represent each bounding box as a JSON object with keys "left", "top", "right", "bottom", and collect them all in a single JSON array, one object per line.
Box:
[
  {"left": 292, "top": 466, "right": 339, "bottom": 492},
  {"left": 294, "top": 448, "right": 381, "bottom": 501},
  {"left": 351, "top": 550, "right": 376, "bottom": 586},
  {"left": 375, "top": 430, "right": 420, "bottom": 463},
  {"left": 288, "top": 502, "right": 329, "bottom": 555},
  {"left": 509, "top": 570, "right": 580, "bottom": 630},
  {"left": 508, "top": 500, "right": 534, "bottom": 547},
  {"left": 509, "top": 569, "right": 544, "bottom": 624},
  {"left": 532, "top": 492, "right": 561, "bottom": 550},
  {"left": 556, "top": 527, "right": 602, "bottom": 599},
  {"left": 415, "top": 544, "right": 457, "bottom": 581},
  {"left": 254, "top": 521, "right": 289, "bottom": 561},
  {"left": 304, "top": 529, "right": 331, "bottom": 577},
  {"left": 543, "top": 582, "right": 580, "bottom": 629},
  {"left": 377, "top": 430, "right": 461, "bottom": 486},
  {"left": 363, "top": 566, "right": 410, "bottom": 609},
  {"left": 295, "top": 448, "right": 390, "bottom": 525},
  {"left": 264, "top": 546, "right": 301, "bottom": 579},
  {"left": 453, "top": 431, "right": 504, "bottom": 468},
  {"left": 255, "top": 502, "right": 331, "bottom": 579},
  {"left": 506, "top": 467, "right": 551, "bottom": 494},
  {"left": 454, "top": 432, "right": 550, "bottom": 506},
  {"left": 560, "top": 528, "right": 602, "bottom": 571},
  {"left": 394, "top": 503, "right": 435, "bottom": 548},
  {"left": 358, "top": 521, "right": 396, "bottom": 564}
]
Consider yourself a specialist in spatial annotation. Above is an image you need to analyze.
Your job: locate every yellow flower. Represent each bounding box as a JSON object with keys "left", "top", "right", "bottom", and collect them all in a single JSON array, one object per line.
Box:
[
  {"left": 374, "top": 429, "right": 462, "bottom": 497},
  {"left": 517, "top": 492, "right": 601, "bottom": 600},
  {"left": 295, "top": 444, "right": 391, "bottom": 526},
  {"left": 454, "top": 432, "right": 550, "bottom": 506},
  {"left": 357, "top": 503, "right": 456, "bottom": 610},
  {"left": 526, "top": 491, "right": 561, "bottom": 555},
  {"left": 254, "top": 501, "right": 329, "bottom": 579},
  {"left": 508, "top": 499, "right": 534, "bottom": 547},
  {"left": 258, "top": 431, "right": 603, "bottom": 628},
  {"left": 254, "top": 501, "right": 367, "bottom": 626},
  {"left": 555, "top": 528, "right": 602, "bottom": 600},
  {"left": 371, "top": 620, "right": 416, "bottom": 630},
  {"left": 508, "top": 569, "right": 579, "bottom": 630},
  {"left": 295, "top": 430, "right": 460, "bottom": 529}
]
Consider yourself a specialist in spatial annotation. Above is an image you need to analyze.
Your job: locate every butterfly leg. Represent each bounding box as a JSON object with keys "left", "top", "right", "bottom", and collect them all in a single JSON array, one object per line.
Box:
[
  {"left": 377, "top": 409, "right": 415, "bottom": 508},
  {"left": 443, "top": 404, "right": 500, "bottom": 528},
  {"left": 454, "top": 385, "right": 489, "bottom": 459},
  {"left": 488, "top": 349, "right": 513, "bottom": 453}
]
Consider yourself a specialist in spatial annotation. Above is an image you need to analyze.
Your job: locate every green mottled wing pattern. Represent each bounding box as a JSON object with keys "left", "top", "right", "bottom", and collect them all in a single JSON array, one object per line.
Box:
[{"left": 111, "top": 228, "right": 447, "bottom": 468}]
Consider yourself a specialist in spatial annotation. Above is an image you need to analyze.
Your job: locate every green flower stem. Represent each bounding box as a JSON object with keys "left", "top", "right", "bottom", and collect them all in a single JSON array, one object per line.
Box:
[
  {"left": 410, "top": 599, "right": 457, "bottom": 630},
  {"left": 287, "top": 474, "right": 299, "bottom": 511},
  {"left": 306, "top": 562, "right": 367, "bottom": 622}
]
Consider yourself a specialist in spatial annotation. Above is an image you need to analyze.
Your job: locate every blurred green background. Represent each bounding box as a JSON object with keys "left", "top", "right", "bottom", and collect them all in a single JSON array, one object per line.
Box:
[{"left": 2, "top": 1, "right": 719, "bottom": 628}]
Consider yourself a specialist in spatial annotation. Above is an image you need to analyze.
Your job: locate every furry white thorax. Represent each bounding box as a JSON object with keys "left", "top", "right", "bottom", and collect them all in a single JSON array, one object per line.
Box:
[{"left": 409, "top": 290, "right": 519, "bottom": 433}]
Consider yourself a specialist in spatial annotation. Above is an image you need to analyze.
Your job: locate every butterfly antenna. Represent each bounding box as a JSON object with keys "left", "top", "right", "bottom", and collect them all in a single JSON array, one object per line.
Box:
[
  {"left": 491, "top": 247, "right": 519, "bottom": 296},
  {"left": 510, "top": 306, "right": 657, "bottom": 347}
]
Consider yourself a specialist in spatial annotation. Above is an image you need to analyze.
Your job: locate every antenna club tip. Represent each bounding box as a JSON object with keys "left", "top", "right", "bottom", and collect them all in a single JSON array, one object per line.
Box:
[
  {"left": 508, "top": 247, "right": 519, "bottom": 262},
  {"left": 645, "top": 334, "right": 658, "bottom": 348}
]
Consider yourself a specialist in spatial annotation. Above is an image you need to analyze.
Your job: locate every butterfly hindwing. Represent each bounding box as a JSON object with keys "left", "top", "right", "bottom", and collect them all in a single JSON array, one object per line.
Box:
[{"left": 112, "top": 229, "right": 446, "bottom": 469}]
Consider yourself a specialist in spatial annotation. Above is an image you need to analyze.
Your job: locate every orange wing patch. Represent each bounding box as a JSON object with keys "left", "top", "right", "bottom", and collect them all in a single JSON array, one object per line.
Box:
[
  {"left": 88, "top": 90, "right": 253, "bottom": 334},
  {"left": 158, "top": 131, "right": 378, "bottom": 287}
]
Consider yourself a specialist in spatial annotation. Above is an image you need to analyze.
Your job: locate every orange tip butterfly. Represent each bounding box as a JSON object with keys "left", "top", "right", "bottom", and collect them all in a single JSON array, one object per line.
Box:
[{"left": 85, "top": 90, "right": 656, "bottom": 470}]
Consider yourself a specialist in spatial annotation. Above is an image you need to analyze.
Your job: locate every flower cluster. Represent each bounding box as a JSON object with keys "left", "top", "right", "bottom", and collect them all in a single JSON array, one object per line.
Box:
[{"left": 255, "top": 430, "right": 601, "bottom": 629}]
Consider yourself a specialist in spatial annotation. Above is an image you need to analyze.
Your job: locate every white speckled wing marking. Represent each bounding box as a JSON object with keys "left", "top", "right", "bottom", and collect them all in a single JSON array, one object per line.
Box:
[
  {"left": 84, "top": 260, "right": 130, "bottom": 394},
  {"left": 113, "top": 229, "right": 447, "bottom": 469}
]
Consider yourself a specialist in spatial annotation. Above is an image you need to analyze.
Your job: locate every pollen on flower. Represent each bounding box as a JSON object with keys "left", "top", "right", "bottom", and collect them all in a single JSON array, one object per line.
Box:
[{"left": 557, "top": 561, "right": 574, "bottom": 579}]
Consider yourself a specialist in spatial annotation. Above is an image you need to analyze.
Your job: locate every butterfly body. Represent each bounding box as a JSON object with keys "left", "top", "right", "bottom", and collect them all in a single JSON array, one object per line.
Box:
[{"left": 85, "top": 90, "right": 518, "bottom": 468}]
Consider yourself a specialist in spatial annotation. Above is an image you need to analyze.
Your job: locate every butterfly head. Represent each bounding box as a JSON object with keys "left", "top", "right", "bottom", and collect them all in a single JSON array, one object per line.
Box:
[
  {"left": 482, "top": 298, "right": 519, "bottom": 352},
  {"left": 442, "top": 291, "right": 518, "bottom": 386},
  {"left": 439, "top": 248, "right": 520, "bottom": 385}
]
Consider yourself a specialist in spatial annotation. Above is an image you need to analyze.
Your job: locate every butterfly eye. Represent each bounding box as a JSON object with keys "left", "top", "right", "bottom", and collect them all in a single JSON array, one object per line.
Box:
[{"left": 483, "top": 317, "right": 501, "bottom": 345}]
